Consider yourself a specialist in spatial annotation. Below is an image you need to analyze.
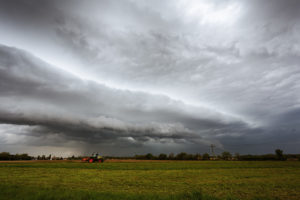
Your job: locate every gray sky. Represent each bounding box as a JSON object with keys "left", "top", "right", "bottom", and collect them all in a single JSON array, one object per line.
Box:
[{"left": 0, "top": 0, "right": 300, "bottom": 156}]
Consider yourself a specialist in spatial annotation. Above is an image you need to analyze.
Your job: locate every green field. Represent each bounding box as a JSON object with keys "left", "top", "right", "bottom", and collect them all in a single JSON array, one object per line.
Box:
[{"left": 0, "top": 161, "right": 300, "bottom": 200}]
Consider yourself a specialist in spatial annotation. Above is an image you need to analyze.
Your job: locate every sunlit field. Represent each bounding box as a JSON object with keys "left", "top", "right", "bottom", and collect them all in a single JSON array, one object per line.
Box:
[{"left": 0, "top": 160, "right": 300, "bottom": 200}]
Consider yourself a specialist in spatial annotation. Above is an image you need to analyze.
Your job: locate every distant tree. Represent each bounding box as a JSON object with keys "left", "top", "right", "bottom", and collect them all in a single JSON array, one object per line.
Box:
[
  {"left": 168, "top": 153, "right": 174, "bottom": 160},
  {"left": 145, "top": 153, "right": 154, "bottom": 160},
  {"left": 202, "top": 153, "right": 210, "bottom": 160},
  {"left": 134, "top": 155, "right": 145, "bottom": 160},
  {"left": 234, "top": 153, "right": 240, "bottom": 161},
  {"left": 0, "top": 152, "right": 32, "bottom": 160},
  {"left": 186, "top": 154, "right": 195, "bottom": 160},
  {"left": 0, "top": 152, "right": 10, "bottom": 160},
  {"left": 20, "top": 153, "right": 31, "bottom": 160},
  {"left": 14, "top": 154, "right": 19, "bottom": 160},
  {"left": 275, "top": 149, "right": 285, "bottom": 160},
  {"left": 158, "top": 153, "right": 167, "bottom": 160},
  {"left": 222, "top": 151, "right": 232, "bottom": 160},
  {"left": 176, "top": 152, "right": 188, "bottom": 160},
  {"left": 194, "top": 154, "right": 202, "bottom": 160},
  {"left": 41, "top": 155, "right": 46, "bottom": 160}
]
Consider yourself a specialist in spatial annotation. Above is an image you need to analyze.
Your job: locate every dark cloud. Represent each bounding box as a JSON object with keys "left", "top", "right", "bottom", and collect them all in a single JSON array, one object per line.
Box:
[
  {"left": 0, "top": 0, "right": 300, "bottom": 155},
  {"left": 0, "top": 44, "right": 251, "bottom": 155}
]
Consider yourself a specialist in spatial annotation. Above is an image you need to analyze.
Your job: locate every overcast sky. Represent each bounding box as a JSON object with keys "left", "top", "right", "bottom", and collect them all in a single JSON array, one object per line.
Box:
[{"left": 0, "top": 0, "right": 300, "bottom": 156}]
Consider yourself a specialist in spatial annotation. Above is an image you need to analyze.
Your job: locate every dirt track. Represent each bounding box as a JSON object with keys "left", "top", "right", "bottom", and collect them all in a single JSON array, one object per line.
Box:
[
  {"left": 0, "top": 159, "right": 175, "bottom": 163},
  {"left": 105, "top": 159, "right": 172, "bottom": 163},
  {"left": 0, "top": 160, "right": 78, "bottom": 163}
]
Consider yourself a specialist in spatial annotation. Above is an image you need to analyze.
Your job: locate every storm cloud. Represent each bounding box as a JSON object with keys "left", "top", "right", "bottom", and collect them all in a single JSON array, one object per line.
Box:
[{"left": 0, "top": 0, "right": 300, "bottom": 156}]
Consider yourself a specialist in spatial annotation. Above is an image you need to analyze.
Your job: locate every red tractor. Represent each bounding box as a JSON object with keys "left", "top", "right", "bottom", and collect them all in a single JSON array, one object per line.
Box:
[{"left": 82, "top": 153, "right": 104, "bottom": 163}]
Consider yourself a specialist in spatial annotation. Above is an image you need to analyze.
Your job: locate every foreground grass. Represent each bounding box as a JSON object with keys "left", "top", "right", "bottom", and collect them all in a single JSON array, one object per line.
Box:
[
  {"left": 0, "top": 185, "right": 220, "bottom": 200},
  {"left": 0, "top": 161, "right": 299, "bottom": 200}
]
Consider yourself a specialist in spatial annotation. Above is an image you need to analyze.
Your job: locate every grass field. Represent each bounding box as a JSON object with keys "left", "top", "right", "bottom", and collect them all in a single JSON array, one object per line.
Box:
[{"left": 0, "top": 160, "right": 299, "bottom": 200}]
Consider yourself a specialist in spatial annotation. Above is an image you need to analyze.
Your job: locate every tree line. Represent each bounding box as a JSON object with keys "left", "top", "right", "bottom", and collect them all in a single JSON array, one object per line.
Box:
[
  {"left": 0, "top": 152, "right": 32, "bottom": 160},
  {"left": 125, "top": 149, "right": 300, "bottom": 161},
  {"left": 1, "top": 149, "right": 300, "bottom": 161}
]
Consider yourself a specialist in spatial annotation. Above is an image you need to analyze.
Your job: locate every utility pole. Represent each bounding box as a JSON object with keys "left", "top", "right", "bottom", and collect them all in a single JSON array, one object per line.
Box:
[{"left": 210, "top": 144, "right": 216, "bottom": 159}]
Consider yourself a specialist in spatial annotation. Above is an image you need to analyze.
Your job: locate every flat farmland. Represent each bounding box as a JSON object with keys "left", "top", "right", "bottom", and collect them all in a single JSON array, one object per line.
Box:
[{"left": 0, "top": 160, "right": 299, "bottom": 200}]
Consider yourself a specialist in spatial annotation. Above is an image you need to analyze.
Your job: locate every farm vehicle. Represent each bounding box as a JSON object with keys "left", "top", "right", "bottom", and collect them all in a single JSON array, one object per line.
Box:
[{"left": 82, "top": 153, "right": 104, "bottom": 163}]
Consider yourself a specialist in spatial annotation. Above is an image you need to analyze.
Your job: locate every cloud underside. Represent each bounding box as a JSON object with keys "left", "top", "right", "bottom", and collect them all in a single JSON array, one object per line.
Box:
[{"left": 0, "top": 45, "right": 252, "bottom": 151}]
